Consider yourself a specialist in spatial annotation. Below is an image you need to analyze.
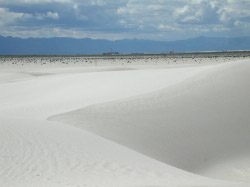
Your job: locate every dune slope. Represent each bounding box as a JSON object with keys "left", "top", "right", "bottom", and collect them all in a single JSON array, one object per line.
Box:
[
  {"left": 1, "top": 59, "right": 249, "bottom": 186},
  {"left": 50, "top": 60, "right": 250, "bottom": 183}
]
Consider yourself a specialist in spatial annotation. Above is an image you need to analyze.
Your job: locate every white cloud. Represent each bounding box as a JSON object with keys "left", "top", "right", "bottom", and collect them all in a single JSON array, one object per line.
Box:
[
  {"left": 0, "top": 26, "right": 162, "bottom": 41},
  {"left": 46, "top": 12, "right": 59, "bottom": 19},
  {"left": 89, "top": 0, "right": 106, "bottom": 6},
  {"left": 216, "top": 0, "right": 250, "bottom": 25},
  {"left": 158, "top": 24, "right": 182, "bottom": 32},
  {"left": 72, "top": 3, "right": 88, "bottom": 21},
  {"left": 0, "top": 0, "right": 110, "bottom": 6},
  {"left": 35, "top": 12, "right": 59, "bottom": 20},
  {"left": 117, "top": 7, "right": 126, "bottom": 15},
  {"left": 0, "top": 0, "right": 72, "bottom": 4},
  {"left": 173, "top": 1, "right": 219, "bottom": 24},
  {"left": 218, "top": 9, "right": 232, "bottom": 24},
  {"left": 0, "top": 0, "right": 250, "bottom": 40},
  {"left": 212, "top": 25, "right": 230, "bottom": 32},
  {"left": 0, "top": 8, "right": 32, "bottom": 26},
  {"left": 234, "top": 20, "right": 250, "bottom": 29}
]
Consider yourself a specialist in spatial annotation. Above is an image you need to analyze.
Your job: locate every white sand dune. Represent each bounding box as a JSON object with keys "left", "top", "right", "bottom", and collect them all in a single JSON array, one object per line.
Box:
[
  {"left": 49, "top": 60, "right": 250, "bottom": 183},
  {"left": 1, "top": 57, "right": 250, "bottom": 186},
  {"left": 0, "top": 65, "right": 216, "bottom": 119}
]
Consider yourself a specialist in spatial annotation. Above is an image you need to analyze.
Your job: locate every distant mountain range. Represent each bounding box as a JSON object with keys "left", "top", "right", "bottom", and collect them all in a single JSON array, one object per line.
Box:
[{"left": 0, "top": 36, "right": 250, "bottom": 55}]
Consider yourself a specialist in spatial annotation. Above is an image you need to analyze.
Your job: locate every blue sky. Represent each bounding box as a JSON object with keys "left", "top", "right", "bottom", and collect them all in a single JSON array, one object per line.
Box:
[{"left": 0, "top": 0, "right": 250, "bottom": 41}]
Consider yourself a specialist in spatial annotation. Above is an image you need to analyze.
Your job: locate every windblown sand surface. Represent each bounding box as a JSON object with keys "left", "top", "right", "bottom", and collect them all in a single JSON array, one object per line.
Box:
[{"left": 0, "top": 55, "right": 250, "bottom": 187}]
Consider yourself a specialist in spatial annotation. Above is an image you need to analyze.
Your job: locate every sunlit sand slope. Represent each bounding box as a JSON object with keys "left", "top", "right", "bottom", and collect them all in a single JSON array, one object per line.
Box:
[
  {"left": 1, "top": 57, "right": 249, "bottom": 186},
  {"left": 50, "top": 60, "right": 250, "bottom": 183}
]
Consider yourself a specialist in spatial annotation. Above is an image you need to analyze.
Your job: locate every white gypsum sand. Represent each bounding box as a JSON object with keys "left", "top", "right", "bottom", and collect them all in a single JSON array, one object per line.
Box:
[
  {"left": 50, "top": 59, "right": 250, "bottom": 182},
  {"left": 0, "top": 54, "right": 250, "bottom": 187}
]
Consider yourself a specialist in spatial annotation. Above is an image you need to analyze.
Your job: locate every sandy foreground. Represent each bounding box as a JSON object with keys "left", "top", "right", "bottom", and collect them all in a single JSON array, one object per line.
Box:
[{"left": 0, "top": 55, "right": 250, "bottom": 187}]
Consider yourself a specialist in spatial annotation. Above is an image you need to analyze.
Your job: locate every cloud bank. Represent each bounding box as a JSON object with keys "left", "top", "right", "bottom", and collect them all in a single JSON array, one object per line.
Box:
[{"left": 0, "top": 0, "right": 249, "bottom": 40}]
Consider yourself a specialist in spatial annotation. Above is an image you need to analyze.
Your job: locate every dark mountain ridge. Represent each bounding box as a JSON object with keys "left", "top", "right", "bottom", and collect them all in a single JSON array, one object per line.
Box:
[{"left": 0, "top": 36, "right": 250, "bottom": 55}]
